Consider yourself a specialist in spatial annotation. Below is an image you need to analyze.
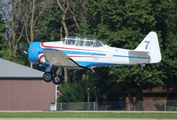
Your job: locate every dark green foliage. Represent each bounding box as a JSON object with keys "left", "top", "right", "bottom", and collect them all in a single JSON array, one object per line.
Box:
[
  {"left": 158, "top": 1, "right": 177, "bottom": 89},
  {"left": 35, "top": 6, "right": 62, "bottom": 42},
  {"left": 0, "top": 15, "right": 4, "bottom": 41},
  {"left": 58, "top": 80, "right": 87, "bottom": 102},
  {"left": 1, "top": 0, "right": 177, "bottom": 104},
  {"left": 79, "top": 0, "right": 177, "bottom": 103},
  {"left": 0, "top": 15, "right": 5, "bottom": 58}
]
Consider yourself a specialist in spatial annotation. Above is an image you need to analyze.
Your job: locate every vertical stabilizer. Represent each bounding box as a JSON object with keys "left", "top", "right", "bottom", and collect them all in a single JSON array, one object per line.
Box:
[{"left": 135, "top": 31, "right": 161, "bottom": 63}]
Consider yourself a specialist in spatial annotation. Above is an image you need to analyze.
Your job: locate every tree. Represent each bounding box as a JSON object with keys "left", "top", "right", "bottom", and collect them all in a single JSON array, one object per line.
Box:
[
  {"left": 159, "top": 1, "right": 177, "bottom": 90},
  {"left": 56, "top": 0, "right": 87, "bottom": 83},
  {"left": 58, "top": 80, "right": 87, "bottom": 102},
  {"left": 81, "top": 0, "right": 176, "bottom": 108},
  {"left": 20, "top": 0, "right": 52, "bottom": 67},
  {"left": 0, "top": 14, "right": 5, "bottom": 57},
  {"left": 0, "top": 0, "right": 25, "bottom": 63},
  {"left": 1, "top": 0, "right": 176, "bottom": 105}
]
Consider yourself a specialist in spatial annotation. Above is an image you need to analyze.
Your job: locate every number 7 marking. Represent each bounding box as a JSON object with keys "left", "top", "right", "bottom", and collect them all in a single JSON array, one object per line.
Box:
[{"left": 144, "top": 41, "right": 150, "bottom": 49}]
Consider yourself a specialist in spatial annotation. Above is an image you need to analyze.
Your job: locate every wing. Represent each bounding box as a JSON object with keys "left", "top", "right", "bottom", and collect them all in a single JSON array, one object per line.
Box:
[{"left": 43, "top": 49, "right": 82, "bottom": 69}]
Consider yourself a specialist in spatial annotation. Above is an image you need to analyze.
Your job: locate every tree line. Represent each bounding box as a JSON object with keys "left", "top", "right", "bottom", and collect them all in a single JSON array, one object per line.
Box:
[{"left": 0, "top": 0, "right": 177, "bottom": 106}]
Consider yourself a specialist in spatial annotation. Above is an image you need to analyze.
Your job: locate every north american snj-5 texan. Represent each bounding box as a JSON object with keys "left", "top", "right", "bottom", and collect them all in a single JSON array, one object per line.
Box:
[{"left": 25, "top": 31, "right": 161, "bottom": 85}]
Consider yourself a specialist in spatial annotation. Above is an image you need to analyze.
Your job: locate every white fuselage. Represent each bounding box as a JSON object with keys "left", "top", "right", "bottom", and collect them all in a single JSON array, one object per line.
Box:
[{"left": 39, "top": 41, "right": 149, "bottom": 68}]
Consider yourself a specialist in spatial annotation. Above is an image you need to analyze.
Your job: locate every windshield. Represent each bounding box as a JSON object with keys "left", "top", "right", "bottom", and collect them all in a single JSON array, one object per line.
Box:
[{"left": 63, "top": 36, "right": 104, "bottom": 47}]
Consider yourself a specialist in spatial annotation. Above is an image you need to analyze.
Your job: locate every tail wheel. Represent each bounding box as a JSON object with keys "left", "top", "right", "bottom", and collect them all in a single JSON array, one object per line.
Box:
[
  {"left": 43, "top": 72, "right": 53, "bottom": 82},
  {"left": 53, "top": 75, "right": 63, "bottom": 85},
  {"left": 140, "top": 64, "right": 145, "bottom": 71}
]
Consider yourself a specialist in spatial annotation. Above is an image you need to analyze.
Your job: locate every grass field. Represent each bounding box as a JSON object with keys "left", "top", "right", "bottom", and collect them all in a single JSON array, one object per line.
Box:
[{"left": 0, "top": 111, "right": 177, "bottom": 118}]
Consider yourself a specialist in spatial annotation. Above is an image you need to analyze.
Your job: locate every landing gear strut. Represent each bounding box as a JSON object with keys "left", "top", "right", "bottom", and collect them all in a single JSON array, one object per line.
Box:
[{"left": 53, "top": 67, "right": 64, "bottom": 84}]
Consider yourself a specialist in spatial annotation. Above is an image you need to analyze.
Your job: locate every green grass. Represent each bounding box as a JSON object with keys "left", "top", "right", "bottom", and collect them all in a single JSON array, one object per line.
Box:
[{"left": 0, "top": 112, "right": 177, "bottom": 118}]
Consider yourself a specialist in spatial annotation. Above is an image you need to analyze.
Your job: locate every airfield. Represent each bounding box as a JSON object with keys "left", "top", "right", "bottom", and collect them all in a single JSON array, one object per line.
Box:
[
  {"left": 0, "top": 117, "right": 175, "bottom": 120},
  {"left": 0, "top": 111, "right": 176, "bottom": 120}
]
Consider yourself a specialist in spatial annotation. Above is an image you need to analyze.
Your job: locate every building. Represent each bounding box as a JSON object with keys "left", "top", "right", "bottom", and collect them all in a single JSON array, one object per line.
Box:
[
  {"left": 0, "top": 58, "right": 55, "bottom": 111},
  {"left": 125, "top": 87, "right": 177, "bottom": 111}
]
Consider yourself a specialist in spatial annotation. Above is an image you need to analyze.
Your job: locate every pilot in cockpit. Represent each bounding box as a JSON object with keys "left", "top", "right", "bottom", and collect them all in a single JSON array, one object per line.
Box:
[
  {"left": 89, "top": 41, "right": 93, "bottom": 47},
  {"left": 68, "top": 39, "right": 74, "bottom": 45}
]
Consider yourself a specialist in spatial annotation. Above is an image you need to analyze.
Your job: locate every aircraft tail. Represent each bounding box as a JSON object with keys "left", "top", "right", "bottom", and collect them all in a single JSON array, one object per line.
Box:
[{"left": 134, "top": 31, "right": 161, "bottom": 63}]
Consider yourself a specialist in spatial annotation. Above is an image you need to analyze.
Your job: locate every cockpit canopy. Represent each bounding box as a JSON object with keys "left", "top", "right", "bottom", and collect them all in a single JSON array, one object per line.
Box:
[{"left": 61, "top": 36, "right": 105, "bottom": 47}]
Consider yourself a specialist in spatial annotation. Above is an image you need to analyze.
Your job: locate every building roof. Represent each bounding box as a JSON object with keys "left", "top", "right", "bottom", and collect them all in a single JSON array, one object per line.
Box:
[{"left": 0, "top": 58, "right": 44, "bottom": 78}]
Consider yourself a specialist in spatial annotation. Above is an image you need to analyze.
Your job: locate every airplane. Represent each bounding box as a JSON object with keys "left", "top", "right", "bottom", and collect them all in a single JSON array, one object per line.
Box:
[{"left": 26, "top": 31, "right": 161, "bottom": 85}]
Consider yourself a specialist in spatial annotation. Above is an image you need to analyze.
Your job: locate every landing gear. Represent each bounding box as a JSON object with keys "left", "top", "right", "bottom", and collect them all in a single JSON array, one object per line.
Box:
[
  {"left": 140, "top": 64, "right": 145, "bottom": 71},
  {"left": 43, "top": 66, "right": 64, "bottom": 85},
  {"left": 43, "top": 72, "right": 53, "bottom": 82}
]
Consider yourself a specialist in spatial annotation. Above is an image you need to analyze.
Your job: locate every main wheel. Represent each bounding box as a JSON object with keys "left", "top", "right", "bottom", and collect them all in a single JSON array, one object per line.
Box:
[
  {"left": 53, "top": 75, "right": 63, "bottom": 85},
  {"left": 43, "top": 72, "right": 53, "bottom": 82}
]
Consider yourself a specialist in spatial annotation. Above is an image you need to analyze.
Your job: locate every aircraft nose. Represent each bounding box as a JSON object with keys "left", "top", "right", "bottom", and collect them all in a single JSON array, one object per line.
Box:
[{"left": 28, "top": 42, "right": 43, "bottom": 63}]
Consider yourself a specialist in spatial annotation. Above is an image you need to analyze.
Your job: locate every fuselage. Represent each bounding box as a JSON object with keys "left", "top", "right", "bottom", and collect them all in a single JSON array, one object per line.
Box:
[
  {"left": 26, "top": 33, "right": 161, "bottom": 85},
  {"left": 28, "top": 36, "right": 149, "bottom": 68}
]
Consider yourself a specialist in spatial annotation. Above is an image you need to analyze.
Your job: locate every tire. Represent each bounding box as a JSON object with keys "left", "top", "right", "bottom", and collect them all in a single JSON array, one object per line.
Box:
[
  {"left": 52, "top": 75, "right": 63, "bottom": 85},
  {"left": 43, "top": 72, "right": 53, "bottom": 82}
]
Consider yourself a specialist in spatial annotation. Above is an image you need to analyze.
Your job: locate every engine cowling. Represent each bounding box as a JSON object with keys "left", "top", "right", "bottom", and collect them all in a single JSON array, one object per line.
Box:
[{"left": 28, "top": 42, "right": 45, "bottom": 64}]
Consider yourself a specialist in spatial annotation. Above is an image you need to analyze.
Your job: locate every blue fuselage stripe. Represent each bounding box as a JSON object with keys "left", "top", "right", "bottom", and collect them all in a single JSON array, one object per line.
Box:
[
  {"left": 62, "top": 49, "right": 148, "bottom": 59},
  {"left": 113, "top": 55, "right": 148, "bottom": 59},
  {"left": 77, "top": 61, "right": 123, "bottom": 67},
  {"left": 62, "top": 50, "right": 106, "bottom": 56}
]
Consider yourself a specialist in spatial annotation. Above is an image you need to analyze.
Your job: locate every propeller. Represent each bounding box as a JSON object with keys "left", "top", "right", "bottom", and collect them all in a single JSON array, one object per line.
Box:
[
  {"left": 19, "top": 43, "right": 28, "bottom": 54},
  {"left": 23, "top": 48, "right": 28, "bottom": 54}
]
